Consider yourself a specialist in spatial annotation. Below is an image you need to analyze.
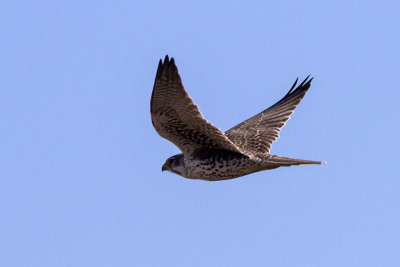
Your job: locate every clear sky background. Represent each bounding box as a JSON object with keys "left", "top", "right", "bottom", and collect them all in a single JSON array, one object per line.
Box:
[{"left": 1, "top": 1, "right": 399, "bottom": 266}]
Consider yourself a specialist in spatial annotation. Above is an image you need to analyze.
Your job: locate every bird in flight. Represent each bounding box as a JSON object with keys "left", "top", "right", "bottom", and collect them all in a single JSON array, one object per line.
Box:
[{"left": 151, "top": 55, "right": 325, "bottom": 181}]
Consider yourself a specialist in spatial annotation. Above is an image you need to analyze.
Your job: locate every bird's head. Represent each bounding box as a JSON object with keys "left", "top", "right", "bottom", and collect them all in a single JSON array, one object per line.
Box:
[{"left": 162, "top": 154, "right": 186, "bottom": 176}]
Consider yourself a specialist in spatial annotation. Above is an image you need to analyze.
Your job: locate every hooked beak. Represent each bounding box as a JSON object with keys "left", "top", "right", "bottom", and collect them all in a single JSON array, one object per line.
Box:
[{"left": 162, "top": 164, "right": 167, "bottom": 172}]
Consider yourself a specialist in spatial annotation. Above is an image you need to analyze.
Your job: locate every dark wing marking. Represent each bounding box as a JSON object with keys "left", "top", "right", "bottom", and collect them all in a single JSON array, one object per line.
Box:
[
  {"left": 151, "top": 55, "right": 242, "bottom": 156},
  {"left": 225, "top": 76, "right": 313, "bottom": 156}
]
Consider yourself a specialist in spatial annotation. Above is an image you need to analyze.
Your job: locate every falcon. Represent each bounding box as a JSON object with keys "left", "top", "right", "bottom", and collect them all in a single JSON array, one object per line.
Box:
[{"left": 151, "top": 55, "right": 325, "bottom": 181}]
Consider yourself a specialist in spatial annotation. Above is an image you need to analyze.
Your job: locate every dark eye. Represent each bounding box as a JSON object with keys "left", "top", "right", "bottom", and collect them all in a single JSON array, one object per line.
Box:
[{"left": 169, "top": 158, "right": 175, "bottom": 166}]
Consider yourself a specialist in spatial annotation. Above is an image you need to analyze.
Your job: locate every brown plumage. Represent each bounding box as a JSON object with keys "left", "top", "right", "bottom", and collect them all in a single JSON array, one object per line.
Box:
[
  {"left": 225, "top": 77, "right": 312, "bottom": 156},
  {"left": 151, "top": 56, "right": 241, "bottom": 155},
  {"left": 151, "top": 55, "right": 325, "bottom": 181}
]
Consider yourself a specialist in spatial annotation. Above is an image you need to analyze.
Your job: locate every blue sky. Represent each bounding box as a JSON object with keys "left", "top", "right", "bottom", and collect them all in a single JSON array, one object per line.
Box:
[{"left": 1, "top": 0, "right": 399, "bottom": 266}]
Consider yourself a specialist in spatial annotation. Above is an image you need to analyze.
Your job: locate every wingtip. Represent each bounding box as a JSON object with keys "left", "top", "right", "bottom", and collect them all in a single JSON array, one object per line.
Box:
[
  {"left": 161, "top": 54, "right": 176, "bottom": 69},
  {"left": 299, "top": 75, "right": 310, "bottom": 87},
  {"left": 321, "top": 161, "right": 327, "bottom": 165},
  {"left": 155, "top": 58, "right": 164, "bottom": 79},
  {"left": 288, "top": 78, "right": 299, "bottom": 94},
  {"left": 292, "top": 77, "right": 299, "bottom": 88}
]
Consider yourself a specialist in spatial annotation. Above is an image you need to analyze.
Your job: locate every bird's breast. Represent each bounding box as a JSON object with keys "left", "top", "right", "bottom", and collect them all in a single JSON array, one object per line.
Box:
[{"left": 183, "top": 152, "right": 263, "bottom": 181}]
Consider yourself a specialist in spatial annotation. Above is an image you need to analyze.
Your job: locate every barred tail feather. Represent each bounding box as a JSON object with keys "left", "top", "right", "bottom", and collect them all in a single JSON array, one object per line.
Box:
[{"left": 265, "top": 155, "right": 326, "bottom": 167}]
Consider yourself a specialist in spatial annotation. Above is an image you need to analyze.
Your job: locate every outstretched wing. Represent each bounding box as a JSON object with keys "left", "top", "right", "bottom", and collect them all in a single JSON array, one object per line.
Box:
[
  {"left": 151, "top": 55, "right": 242, "bottom": 156},
  {"left": 225, "top": 76, "right": 313, "bottom": 157}
]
